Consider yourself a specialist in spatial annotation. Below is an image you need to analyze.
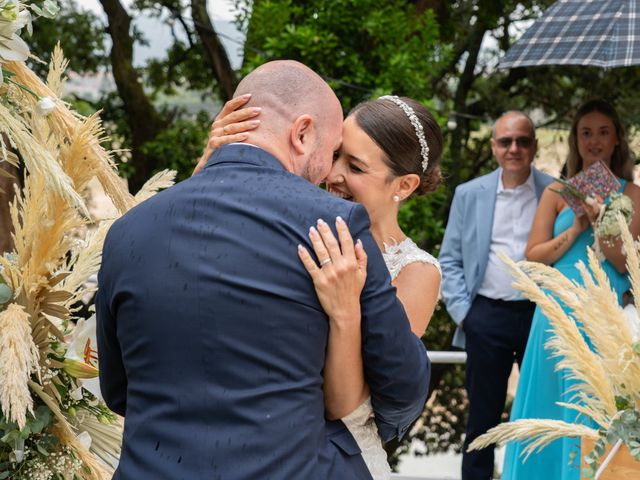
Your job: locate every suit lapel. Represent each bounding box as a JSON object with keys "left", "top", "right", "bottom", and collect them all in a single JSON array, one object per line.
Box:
[
  {"left": 475, "top": 170, "right": 499, "bottom": 283},
  {"left": 532, "top": 168, "right": 548, "bottom": 200}
]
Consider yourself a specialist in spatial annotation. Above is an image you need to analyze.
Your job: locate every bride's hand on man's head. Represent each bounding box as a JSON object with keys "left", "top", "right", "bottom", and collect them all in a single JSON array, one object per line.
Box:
[
  {"left": 298, "top": 217, "right": 367, "bottom": 324},
  {"left": 192, "top": 94, "right": 262, "bottom": 176}
]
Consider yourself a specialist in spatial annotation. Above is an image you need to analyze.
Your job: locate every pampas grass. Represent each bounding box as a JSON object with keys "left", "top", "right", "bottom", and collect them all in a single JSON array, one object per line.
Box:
[
  {"left": 134, "top": 169, "right": 176, "bottom": 204},
  {"left": 0, "top": 101, "right": 84, "bottom": 213},
  {"left": 470, "top": 227, "right": 640, "bottom": 473},
  {"left": 501, "top": 253, "right": 617, "bottom": 422},
  {"left": 4, "top": 57, "right": 134, "bottom": 214},
  {"left": 469, "top": 419, "right": 598, "bottom": 461},
  {"left": 0, "top": 45, "right": 177, "bottom": 479},
  {"left": 0, "top": 303, "right": 38, "bottom": 428}
]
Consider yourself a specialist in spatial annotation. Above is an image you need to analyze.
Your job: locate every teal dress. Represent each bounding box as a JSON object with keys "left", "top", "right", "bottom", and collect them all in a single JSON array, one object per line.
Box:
[{"left": 502, "top": 181, "right": 630, "bottom": 480}]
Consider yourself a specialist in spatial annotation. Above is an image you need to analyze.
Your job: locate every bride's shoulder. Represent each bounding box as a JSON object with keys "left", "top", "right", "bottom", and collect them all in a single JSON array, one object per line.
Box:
[{"left": 383, "top": 238, "right": 441, "bottom": 280}]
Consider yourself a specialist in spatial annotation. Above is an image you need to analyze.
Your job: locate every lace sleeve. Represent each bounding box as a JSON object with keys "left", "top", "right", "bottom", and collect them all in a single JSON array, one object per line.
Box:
[{"left": 382, "top": 238, "right": 441, "bottom": 281}]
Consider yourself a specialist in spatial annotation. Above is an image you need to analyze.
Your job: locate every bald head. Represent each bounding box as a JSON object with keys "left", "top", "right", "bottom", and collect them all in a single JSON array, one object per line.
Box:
[
  {"left": 492, "top": 111, "right": 535, "bottom": 139},
  {"left": 233, "top": 60, "right": 343, "bottom": 183},
  {"left": 236, "top": 61, "right": 336, "bottom": 117}
]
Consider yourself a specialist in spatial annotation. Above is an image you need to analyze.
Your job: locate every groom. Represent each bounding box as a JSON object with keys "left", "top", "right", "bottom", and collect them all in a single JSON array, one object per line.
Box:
[{"left": 96, "top": 60, "right": 430, "bottom": 479}]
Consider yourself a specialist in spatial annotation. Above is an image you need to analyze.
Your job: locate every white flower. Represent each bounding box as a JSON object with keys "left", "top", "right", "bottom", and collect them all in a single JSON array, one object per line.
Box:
[
  {"left": 64, "top": 314, "right": 103, "bottom": 399},
  {"left": 595, "top": 193, "right": 634, "bottom": 241},
  {"left": 36, "top": 96, "right": 55, "bottom": 116},
  {"left": 622, "top": 304, "right": 640, "bottom": 343},
  {"left": 0, "top": 1, "right": 31, "bottom": 64},
  {"left": 75, "top": 431, "right": 92, "bottom": 450},
  {"left": 69, "top": 386, "right": 83, "bottom": 400}
]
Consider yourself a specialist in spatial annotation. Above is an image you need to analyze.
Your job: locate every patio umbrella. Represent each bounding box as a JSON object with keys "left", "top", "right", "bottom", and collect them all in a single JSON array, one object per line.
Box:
[{"left": 500, "top": 0, "right": 640, "bottom": 68}]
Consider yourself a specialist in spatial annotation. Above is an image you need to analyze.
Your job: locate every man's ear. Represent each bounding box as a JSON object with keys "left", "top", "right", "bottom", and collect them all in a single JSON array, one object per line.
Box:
[
  {"left": 490, "top": 137, "right": 498, "bottom": 158},
  {"left": 290, "top": 114, "right": 314, "bottom": 155}
]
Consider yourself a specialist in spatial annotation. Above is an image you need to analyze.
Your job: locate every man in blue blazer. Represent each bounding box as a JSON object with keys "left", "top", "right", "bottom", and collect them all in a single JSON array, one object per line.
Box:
[
  {"left": 439, "top": 111, "right": 553, "bottom": 480},
  {"left": 96, "top": 60, "right": 430, "bottom": 479}
]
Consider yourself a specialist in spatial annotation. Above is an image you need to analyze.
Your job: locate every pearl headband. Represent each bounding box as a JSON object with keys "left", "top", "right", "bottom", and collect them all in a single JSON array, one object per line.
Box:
[{"left": 379, "top": 95, "right": 430, "bottom": 172}]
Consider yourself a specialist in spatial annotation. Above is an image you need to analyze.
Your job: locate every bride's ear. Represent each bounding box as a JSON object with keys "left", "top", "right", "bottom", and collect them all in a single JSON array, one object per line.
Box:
[
  {"left": 394, "top": 174, "right": 420, "bottom": 200},
  {"left": 290, "top": 114, "right": 314, "bottom": 155}
]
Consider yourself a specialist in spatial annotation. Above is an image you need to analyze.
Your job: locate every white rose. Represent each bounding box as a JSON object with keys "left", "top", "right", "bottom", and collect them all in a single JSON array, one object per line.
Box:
[{"left": 35, "top": 96, "right": 55, "bottom": 116}]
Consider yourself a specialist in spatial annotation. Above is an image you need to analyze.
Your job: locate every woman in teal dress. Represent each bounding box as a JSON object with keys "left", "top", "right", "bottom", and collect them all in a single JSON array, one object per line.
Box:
[{"left": 502, "top": 99, "right": 640, "bottom": 480}]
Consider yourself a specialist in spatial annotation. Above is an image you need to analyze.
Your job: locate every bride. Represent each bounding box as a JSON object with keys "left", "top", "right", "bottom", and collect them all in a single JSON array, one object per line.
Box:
[{"left": 199, "top": 94, "right": 443, "bottom": 479}]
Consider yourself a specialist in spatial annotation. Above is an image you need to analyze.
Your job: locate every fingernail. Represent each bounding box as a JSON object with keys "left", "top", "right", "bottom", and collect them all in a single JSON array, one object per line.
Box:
[
  {"left": 356, "top": 239, "right": 363, "bottom": 247},
  {"left": 241, "top": 93, "right": 252, "bottom": 98},
  {"left": 317, "top": 218, "right": 326, "bottom": 227},
  {"left": 297, "top": 244, "right": 304, "bottom": 253},
  {"left": 250, "top": 120, "right": 261, "bottom": 125},
  {"left": 336, "top": 216, "right": 344, "bottom": 225},
  {"left": 309, "top": 226, "right": 318, "bottom": 236},
  {"left": 252, "top": 107, "right": 262, "bottom": 113}
]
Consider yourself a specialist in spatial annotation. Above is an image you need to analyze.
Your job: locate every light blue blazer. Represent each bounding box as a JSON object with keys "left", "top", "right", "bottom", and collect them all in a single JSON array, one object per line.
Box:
[{"left": 439, "top": 167, "right": 553, "bottom": 348}]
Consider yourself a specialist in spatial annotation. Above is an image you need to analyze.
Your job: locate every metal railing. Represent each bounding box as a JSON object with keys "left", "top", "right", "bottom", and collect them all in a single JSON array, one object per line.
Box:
[{"left": 427, "top": 351, "right": 466, "bottom": 364}]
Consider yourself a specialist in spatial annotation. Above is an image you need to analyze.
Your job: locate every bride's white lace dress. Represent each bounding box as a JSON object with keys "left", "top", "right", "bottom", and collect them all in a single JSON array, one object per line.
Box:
[{"left": 341, "top": 237, "right": 441, "bottom": 479}]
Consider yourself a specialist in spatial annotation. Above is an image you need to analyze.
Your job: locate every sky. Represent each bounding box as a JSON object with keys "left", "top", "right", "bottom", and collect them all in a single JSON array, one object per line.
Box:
[{"left": 84, "top": 0, "right": 238, "bottom": 20}]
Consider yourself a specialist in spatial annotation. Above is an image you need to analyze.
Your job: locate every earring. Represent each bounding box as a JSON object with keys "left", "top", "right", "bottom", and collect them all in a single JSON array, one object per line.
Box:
[{"left": 393, "top": 195, "right": 401, "bottom": 202}]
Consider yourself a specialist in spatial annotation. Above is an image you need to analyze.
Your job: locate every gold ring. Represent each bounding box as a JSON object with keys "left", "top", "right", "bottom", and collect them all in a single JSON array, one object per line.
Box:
[{"left": 320, "top": 258, "right": 332, "bottom": 266}]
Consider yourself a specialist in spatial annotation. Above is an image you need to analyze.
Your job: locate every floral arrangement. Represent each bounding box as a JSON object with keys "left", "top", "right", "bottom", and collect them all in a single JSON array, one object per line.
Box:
[
  {"left": 594, "top": 192, "right": 634, "bottom": 247},
  {"left": 553, "top": 174, "right": 634, "bottom": 255},
  {"left": 468, "top": 215, "right": 640, "bottom": 479},
  {"left": 0, "top": 2, "right": 175, "bottom": 478}
]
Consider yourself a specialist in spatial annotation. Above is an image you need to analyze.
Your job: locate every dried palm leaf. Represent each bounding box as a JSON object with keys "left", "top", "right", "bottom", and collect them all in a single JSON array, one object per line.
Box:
[
  {"left": 4, "top": 60, "right": 134, "bottom": 213},
  {"left": 30, "top": 381, "right": 112, "bottom": 479},
  {"left": 0, "top": 101, "right": 85, "bottom": 213}
]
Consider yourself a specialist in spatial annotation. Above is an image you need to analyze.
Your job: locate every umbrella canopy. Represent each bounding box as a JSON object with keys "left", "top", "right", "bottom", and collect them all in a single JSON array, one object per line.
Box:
[{"left": 500, "top": 0, "right": 640, "bottom": 68}]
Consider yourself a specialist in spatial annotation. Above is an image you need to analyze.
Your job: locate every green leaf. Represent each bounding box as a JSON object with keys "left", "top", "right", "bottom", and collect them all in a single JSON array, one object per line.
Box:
[
  {"left": 0, "top": 283, "right": 12, "bottom": 304},
  {"left": 615, "top": 396, "right": 631, "bottom": 410},
  {"left": 30, "top": 4, "right": 43, "bottom": 16},
  {"left": 36, "top": 442, "right": 49, "bottom": 456},
  {"left": 0, "top": 430, "right": 19, "bottom": 444},
  {"left": 42, "top": 0, "right": 60, "bottom": 18}
]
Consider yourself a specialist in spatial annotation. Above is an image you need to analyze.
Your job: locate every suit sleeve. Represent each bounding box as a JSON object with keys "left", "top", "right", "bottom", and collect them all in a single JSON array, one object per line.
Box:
[
  {"left": 439, "top": 187, "right": 472, "bottom": 325},
  {"left": 95, "top": 229, "right": 128, "bottom": 416},
  {"left": 347, "top": 204, "right": 430, "bottom": 443}
]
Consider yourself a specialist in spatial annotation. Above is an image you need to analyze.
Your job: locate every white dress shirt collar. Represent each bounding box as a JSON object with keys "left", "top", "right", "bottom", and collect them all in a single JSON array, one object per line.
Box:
[{"left": 496, "top": 168, "right": 535, "bottom": 194}]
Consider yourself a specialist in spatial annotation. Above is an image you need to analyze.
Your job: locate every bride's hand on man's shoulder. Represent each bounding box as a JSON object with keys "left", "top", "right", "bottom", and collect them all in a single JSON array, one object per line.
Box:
[
  {"left": 298, "top": 216, "right": 367, "bottom": 324},
  {"left": 192, "top": 93, "right": 262, "bottom": 176}
]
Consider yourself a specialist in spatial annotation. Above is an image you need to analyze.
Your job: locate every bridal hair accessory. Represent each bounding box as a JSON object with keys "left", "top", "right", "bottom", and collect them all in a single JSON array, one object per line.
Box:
[{"left": 379, "top": 95, "right": 430, "bottom": 172}]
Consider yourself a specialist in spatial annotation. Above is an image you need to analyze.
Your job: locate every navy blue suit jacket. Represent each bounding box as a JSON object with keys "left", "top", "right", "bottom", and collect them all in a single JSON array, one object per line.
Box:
[{"left": 96, "top": 144, "right": 430, "bottom": 479}]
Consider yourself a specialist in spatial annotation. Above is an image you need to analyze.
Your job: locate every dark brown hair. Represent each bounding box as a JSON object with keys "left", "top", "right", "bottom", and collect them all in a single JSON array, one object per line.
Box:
[
  {"left": 349, "top": 97, "right": 443, "bottom": 196},
  {"left": 566, "top": 99, "right": 634, "bottom": 180}
]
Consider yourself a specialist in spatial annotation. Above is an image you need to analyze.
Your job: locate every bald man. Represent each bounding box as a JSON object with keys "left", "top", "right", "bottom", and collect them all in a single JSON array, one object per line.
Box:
[
  {"left": 97, "top": 60, "right": 430, "bottom": 479},
  {"left": 440, "top": 111, "right": 553, "bottom": 480}
]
